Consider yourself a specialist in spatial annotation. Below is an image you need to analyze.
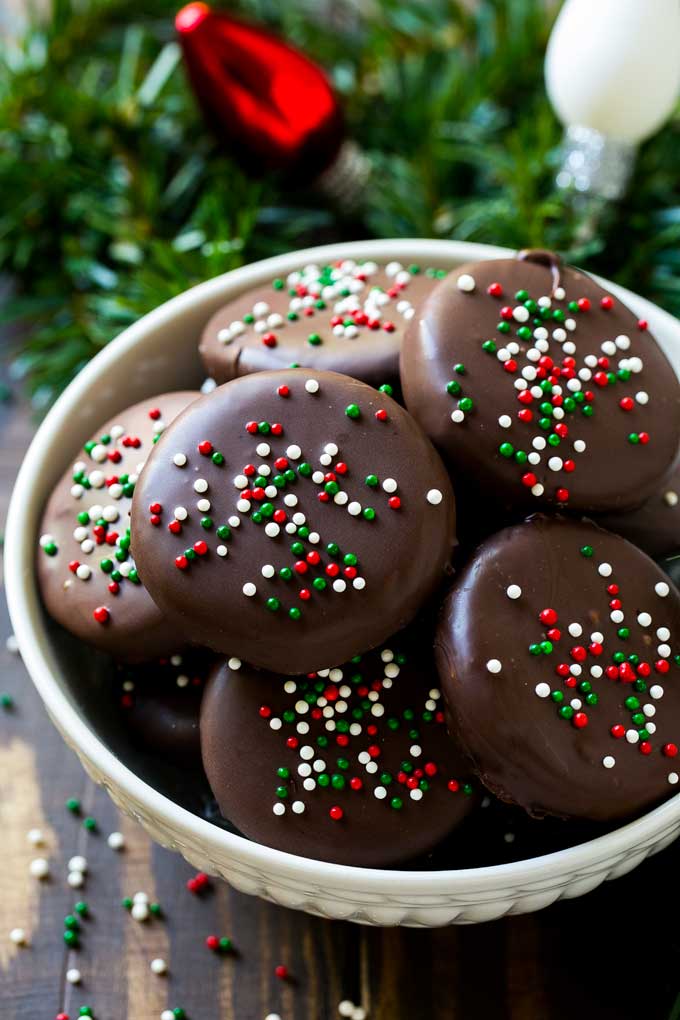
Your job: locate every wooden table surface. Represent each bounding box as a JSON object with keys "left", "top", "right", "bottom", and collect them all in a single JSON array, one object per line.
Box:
[{"left": 2, "top": 390, "right": 680, "bottom": 1020}]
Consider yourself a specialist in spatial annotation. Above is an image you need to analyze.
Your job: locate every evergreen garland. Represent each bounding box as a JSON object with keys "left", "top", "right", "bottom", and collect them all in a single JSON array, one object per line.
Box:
[{"left": 1, "top": 0, "right": 679, "bottom": 408}]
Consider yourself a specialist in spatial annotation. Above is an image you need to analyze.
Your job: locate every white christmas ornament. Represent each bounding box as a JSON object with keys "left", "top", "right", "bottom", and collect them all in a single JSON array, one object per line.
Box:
[{"left": 546, "top": 0, "right": 680, "bottom": 197}]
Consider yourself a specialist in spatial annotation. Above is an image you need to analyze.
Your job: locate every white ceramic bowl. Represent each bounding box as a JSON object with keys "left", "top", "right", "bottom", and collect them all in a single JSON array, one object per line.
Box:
[{"left": 7, "top": 239, "right": 680, "bottom": 927}]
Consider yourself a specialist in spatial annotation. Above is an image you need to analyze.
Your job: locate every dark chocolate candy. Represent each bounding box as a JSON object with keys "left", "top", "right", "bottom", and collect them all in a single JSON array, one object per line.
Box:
[
  {"left": 401, "top": 253, "right": 680, "bottom": 516},
  {"left": 37, "top": 392, "right": 198, "bottom": 661},
  {"left": 598, "top": 452, "right": 680, "bottom": 559},
  {"left": 199, "top": 259, "right": 442, "bottom": 391},
  {"left": 116, "top": 648, "right": 214, "bottom": 763},
  {"left": 131, "top": 369, "right": 456, "bottom": 674},
  {"left": 436, "top": 516, "right": 680, "bottom": 822},
  {"left": 200, "top": 631, "right": 477, "bottom": 866}
]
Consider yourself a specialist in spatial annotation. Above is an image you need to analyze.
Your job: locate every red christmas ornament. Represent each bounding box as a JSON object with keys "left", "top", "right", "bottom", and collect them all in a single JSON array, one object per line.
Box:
[{"left": 175, "top": 2, "right": 366, "bottom": 195}]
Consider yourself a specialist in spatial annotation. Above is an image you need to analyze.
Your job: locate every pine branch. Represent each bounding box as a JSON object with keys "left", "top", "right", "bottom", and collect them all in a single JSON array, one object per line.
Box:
[{"left": 1, "top": 0, "right": 679, "bottom": 409}]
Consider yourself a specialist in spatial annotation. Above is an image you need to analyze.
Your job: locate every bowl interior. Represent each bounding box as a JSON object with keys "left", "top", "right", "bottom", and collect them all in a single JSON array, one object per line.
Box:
[{"left": 9, "top": 239, "right": 680, "bottom": 885}]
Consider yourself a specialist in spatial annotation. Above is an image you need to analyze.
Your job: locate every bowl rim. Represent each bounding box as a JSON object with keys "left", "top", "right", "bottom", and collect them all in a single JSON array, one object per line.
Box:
[{"left": 7, "top": 237, "right": 680, "bottom": 893}]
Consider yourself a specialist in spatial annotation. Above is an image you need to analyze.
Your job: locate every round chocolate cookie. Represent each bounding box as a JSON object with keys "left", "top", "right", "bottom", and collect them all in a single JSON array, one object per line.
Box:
[
  {"left": 401, "top": 251, "right": 680, "bottom": 515},
  {"left": 200, "top": 634, "right": 477, "bottom": 866},
  {"left": 116, "top": 649, "right": 214, "bottom": 763},
  {"left": 598, "top": 453, "right": 680, "bottom": 559},
  {"left": 436, "top": 516, "right": 680, "bottom": 822},
  {"left": 38, "top": 392, "right": 198, "bottom": 661},
  {"left": 199, "top": 259, "right": 444, "bottom": 392},
  {"left": 131, "top": 369, "right": 456, "bottom": 673}
]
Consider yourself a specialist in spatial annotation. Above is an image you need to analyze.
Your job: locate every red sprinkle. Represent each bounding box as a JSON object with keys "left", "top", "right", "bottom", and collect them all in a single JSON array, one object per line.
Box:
[
  {"left": 600, "top": 296, "right": 614, "bottom": 310},
  {"left": 611, "top": 725, "right": 625, "bottom": 739},
  {"left": 329, "top": 807, "right": 343, "bottom": 821},
  {"left": 487, "top": 282, "right": 503, "bottom": 297},
  {"left": 619, "top": 397, "right": 634, "bottom": 411},
  {"left": 638, "top": 319, "right": 648, "bottom": 331},
  {"left": 93, "top": 606, "right": 109, "bottom": 624},
  {"left": 664, "top": 743, "right": 678, "bottom": 758},
  {"left": 198, "top": 440, "right": 213, "bottom": 455},
  {"left": 277, "top": 385, "right": 290, "bottom": 398},
  {"left": 539, "top": 608, "right": 558, "bottom": 626},
  {"left": 572, "top": 712, "right": 588, "bottom": 729},
  {"left": 206, "top": 935, "right": 220, "bottom": 950},
  {"left": 375, "top": 409, "right": 389, "bottom": 422},
  {"left": 148, "top": 408, "right": 161, "bottom": 420},
  {"left": 447, "top": 779, "right": 460, "bottom": 793},
  {"left": 577, "top": 297, "right": 591, "bottom": 312}
]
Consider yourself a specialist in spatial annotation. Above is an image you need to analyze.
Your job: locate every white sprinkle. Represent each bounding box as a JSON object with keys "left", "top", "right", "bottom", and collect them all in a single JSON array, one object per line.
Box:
[
  {"left": 242, "top": 583, "right": 256, "bottom": 597},
  {"left": 193, "top": 478, "right": 208, "bottom": 493},
  {"left": 228, "top": 657, "right": 241, "bottom": 670},
  {"left": 76, "top": 564, "right": 91, "bottom": 581},
  {"left": 650, "top": 684, "right": 664, "bottom": 700},
  {"left": 498, "top": 415, "right": 512, "bottom": 429},
  {"left": 664, "top": 491, "right": 678, "bottom": 507},
  {"left": 610, "top": 610, "right": 624, "bottom": 624},
  {"left": 548, "top": 456, "right": 563, "bottom": 472},
  {"left": 643, "top": 704, "right": 656, "bottom": 718},
  {"left": 486, "top": 659, "right": 502, "bottom": 674},
  {"left": 590, "top": 665, "right": 603, "bottom": 679},
  {"left": 374, "top": 786, "right": 387, "bottom": 800},
  {"left": 531, "top": 483, "right": 544, "bottom": 497},
  {"left": 554, "top": 286, "right": 566, "bottom": 300},
  {"left": 626, "top": 729, "right": 639, "bottom": 744},
  {"left": 286, "top": 445, "right": 302, "bottom": 460},
  {"left": 216, "top": 545, "right": 228, "bottom": 557},
  {"left": 669, "top": 773, "right": 679, "bottom": 785},
  {"left": 353, "top": 577, "right": 366, "bottom": 590},
  {"left": 347, "top": 502, "right": 361, "bottom": 516},
  {"left": 615, "top": 334, "right": 631, "bottom": 350},
  {"left": 67, "top": 871, "right": 84, "bottom": 888},
  {"left": 68, "top": 855, "right": 87, "bottom": 873},
  {"left": 506, "top": 584, "right": 522, "bottom": 600},
  {"left": 338, "top": 1005, "right": 355, "bottom": 1019},
  {"left": 237, "top": 499, "right": 251, "bottom": 513},
  {"left": 457, "top": 273, "right": 476, "bottom": 292},
  {"left": 333, "top": 579, "right": 347, "bottom": 593},
  {"left": 27, "top": 828, "right": 44, "bottom": 846},
  {"left": 9, "top": 928, "right": 26, "bottom": 945},
  {"left": 451, "top": 409, "right": 465, "bottom": 424},
  {"left": 270, "top": 718, "right": 282, "bottom": 731},
  {"left": 573, "top": 440, "right": 586, "bottom": 453},
  {"left": 261, "top": 564, "right": 275, "bottom": 579},
  {"left": 602, "top": 756, "right": 616, "bottom": 769},
  {"left": 382, "top": 478, "right": 398, "bottom": 493},
  {"left": 174, "top": 506, "right": 188, "bottom": 521},
  {"left": 590, "top": 631, "right": 604, "bottom": 644},
  {"left": 107, "top": 831, "right": 125, "bottom": 851},
  {"left": 66, "top": 968, "right": 81, "bottom": 984},
  {"left": 162, "top": 1011, "right": 176, "bottom": 1020},
  {"left": 265, "top": 523, "right": 280, "bottom": 538},
  {"left": 426, "top": 488, "right": 443, "bottom": 505},
  {"left": 656, "top": 582, "right": 670, "bottom": 598},
  {"left": 568, "top": 623, "right": 582, "bottom": 637},
  {"left": 528, "top": 452, "right": 541, "bottom": 465},
  {"left": 150, "top": 957, "right": 167, "bottom": 975},
  {"left": 535, "top": 683, "right": 551, "bottom": 698},
  {"left": 29, "top": 857, "right": 49, "bottom": 879},
  {"left": 635, "top": 391, "right": 649, "bottom": 405},
  {"left": 305, "top": 379, "right": 320, "bottom": 394},
  {"left": 598, "top": 562, "right": 613, "bottom": 577},
  {"left": 233, "top": 474, "right": 248, "bottom": 489},
  {"left": 272, "top": 803, "right": 286, "bottom": 816},
  {"left": 658, "top": 627, "right": 671, "bottom": 641},
  {"left": 658, "top": 644, "right": 671, "bottom": 658},
  {"left": 513, "top": 305, "right": 529, "bottom": 322},
  {"left": 291, "top": 801, "right": 305, "bottom": 815}
]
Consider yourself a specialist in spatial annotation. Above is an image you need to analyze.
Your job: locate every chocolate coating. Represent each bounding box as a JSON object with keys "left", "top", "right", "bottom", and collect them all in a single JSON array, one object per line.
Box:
[
  {"left": 598, "top": 452, "right": 680, "bottom": 559},
  {"left": 116, "top": 649, "right": 214, "bottom": 763},
  {"left": 199, "top": 260, "right": 442, "bottom": 392},
  {"left": 401, "top": 254, "right": 680, "bottom": 515},
  {"left": 37, "top": 393, "right": 198, "bottom": 661},
  {"left": 436, "top": 516, "right": 680, "bottom": 822},
  {"left": 131, "top": 369, "right": 456, "bottom": 673},
  {"left": 200, "top": 632, "right": 477, "bottom": 866}
]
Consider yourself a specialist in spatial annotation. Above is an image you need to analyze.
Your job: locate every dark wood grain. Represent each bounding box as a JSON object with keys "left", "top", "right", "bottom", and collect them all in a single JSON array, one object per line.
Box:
[{"left": 1, "top": 388, "right": 680, "bottom": 1020}]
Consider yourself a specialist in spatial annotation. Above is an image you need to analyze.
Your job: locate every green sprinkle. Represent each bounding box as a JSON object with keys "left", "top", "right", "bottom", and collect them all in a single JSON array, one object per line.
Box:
[
  {"left": 497, "top": 321, "right": 511, "bottom": 334},
  {"left": 390, "top": 797, "right": 403, "bottom": 811},
  {"left": 289, "top": 607, "right": 302, "bottom": 620},
  {"left": 212, "top": 451, "right": 224, "bottom": 466},
  {"left": 1, "top": 693, "right": 13, "bottom": 710},
  {"left": 149, "top": 903, "right": 162, "bottom": 916},
  {"left": 74, "top": 901, "right": 88, "bottom": 916},
  {"left": 617, "top": 627, "right": 630, "bottom": 639},
  {"left": 582, "top": 405, "right": 594, "bottom": 417},
  {"left": 515, "top": 289, "right": 529, "bottom": 301},
  {"left": 482, "top": 340, "right": 496, "bottom": 354},
  {"left": 499, "top": 442, "right": 514, "bottom": 458},
  {"left": 200, "top": 516, "right": 213, "bottom": 530},
  {"left": 580, "top": 545, "right": 593, "bottom": 558},
  {"left": 559, "top": 705, "right": 574, "bottom": 720},
  {"left": 266, "top": 597, "right": 281, "bottom": 612},
  {"left": 122, "top": 896, "right": 133, "bottom": 909},
  {"left": 628, "top": 432, "right": 640, "bottom": 444},
  {"left": 362, "top": 507, "right": 376, "bottom": 521},
  {"left": 454, "top": 363, "right": 466, "bottom": 375},
  {"left": 273, "top": 278, "right": 284, "bottom": 290},
  {"left": 345, "top": 404, "right": 361, "bottom": 420},
  {"left": 517, "top": 326, "right": 532, "bottom": 340},
  {"left": 83, "top": 817, "right": 97, "bottom": 832},
  {"left": 446, "top": 380, "right": 462, "bottom": 396},
  {"left": 313, "top": 577, "right": 326, "bottom": 591},
  {"left": 308, "top": 332, "right": 322, "bottom": 346},
  {"left": 298, "top": 462, "right": 312, "bottom": 478},
  {"left": 63, "top": 930, "right": 79, "bottom": 947},
  {"left": 551, "top": 690, "right": 564, "bottom": 703},
  {"left": 275, "top": 786, "right": 288, "bottom": 799},
  {"left": 219, "top": 936, "right": 233, "bottom": 951},
  {"left": 64, "top": 914, "right": 80, "bottom": 931},
  {"left": 326, "top": 543, "right": 339, "bottom": 556},
  {"left": 379, "top": 384, "right": 393, "bottom": 396},
  {"left": 66, "top": 798, "right": 81, "bottom": 814},
  {"left": 459, "top": 397, "right": 473, "bottom": 412}
]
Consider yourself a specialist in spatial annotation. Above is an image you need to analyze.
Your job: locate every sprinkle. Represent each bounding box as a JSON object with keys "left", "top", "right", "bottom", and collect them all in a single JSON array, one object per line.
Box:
[
  {"left": 29, "top": 857, "right": 49, "bottom": 879},
  {"left": 9, "top": 928, "right": 26, "bottom": 945},
  {"left": 305, "top": 379, "right": 320, "bottom": 394},
  {"left": 150, "top": 958, "right": 167, "bottom": 975},
  {"left": 193, "top": 478, "right": 208, "bottom": 493},
  {"left": 656, "top": 582, "right": 670, "bottom": 598},
  {"left": 602, "top": 756, "right": 616, "bottom": 769},
  {"left": 6, "top": 634, "right": 19, "bottom": 655},
  {"left": 535, "top": 683, "right": 550, "bottom": 698},
  {"left": 597, "top": 563, "right": 612, "bottom": 577},
  {"left": 66, "top": 968, "right": 82, "bottom": 984},
  {"left": 243, "top": 583, "right": 257, "bottom": 597},
  {"left": 506, "top": 584, "right": 522, "bottom": 599},
  {"left": 107, "top": 831, "right": 125, "bottom": 851},
  {"left": 27, "top": 828, "right": 44, "bottom": 846},
  {"left": 486, "top": 659, "right": 502, "bottom": 674},
  {"left": 426, "top": 489, "right": 442, "bottom": 505},
  {"left": 457, "top": 273, "right": 476, "bottom": 292}
]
